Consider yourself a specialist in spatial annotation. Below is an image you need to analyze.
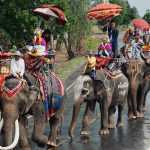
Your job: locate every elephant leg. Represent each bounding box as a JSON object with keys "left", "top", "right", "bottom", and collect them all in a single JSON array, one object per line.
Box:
[
  {"left": 47, "top": 116, "right": 59, "bottom": 147},
  {"left": 117, "top": 104, "right": 124, "bottom": 127},
  {"left": 19, "top": 117, "right": 31, "bottom": 150},
  {"left": 32, "top": 101, "right": 48, "bottom": 146},
  {"left": 137, "top": 82, "right": 149, "bottom": 117},
  {"left": 99, "top": 100, "right": 109, "bottom": 135},
  {"left": 142, "top": 82, "right": 150, "bottom": 112},
  {"left": 68, "top": 98, "right": 84, "bottom": 141},
  {"left": 127, "top": 93, "right": 135, "bottom": 119},
  {"left": 131, "top": 82, "right": 138, "bottom": 118},
  {"left": 108, "top": 105, "right": 116, "bottom": 129},
  {"left": 81, "top": 100, "right": 96, "bottom": 136}
]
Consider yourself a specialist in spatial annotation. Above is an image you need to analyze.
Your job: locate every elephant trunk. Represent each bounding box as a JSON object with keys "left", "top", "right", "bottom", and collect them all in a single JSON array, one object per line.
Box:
[
  {"left": 0, "top": 118, "right": 19, "bottom": 150},
  {"left": 68, "top": 97, "right": 84, "bottom": 141}
]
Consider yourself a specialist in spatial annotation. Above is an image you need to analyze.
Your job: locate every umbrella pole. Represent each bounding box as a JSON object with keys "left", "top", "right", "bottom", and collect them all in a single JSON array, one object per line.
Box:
[{"left": 103, "top": 0, "right": 109, "bottom": 3}]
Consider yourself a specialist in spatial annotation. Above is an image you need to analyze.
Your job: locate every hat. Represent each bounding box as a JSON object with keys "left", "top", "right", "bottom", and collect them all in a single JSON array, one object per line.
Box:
[{"left": 13, "top": 51, "right": 22, "bottom": 56}]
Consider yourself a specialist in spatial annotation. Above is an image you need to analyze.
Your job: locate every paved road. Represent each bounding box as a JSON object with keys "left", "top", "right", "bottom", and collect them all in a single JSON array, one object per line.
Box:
[{"left": 31, "top": 87, "right": 150, "bottom": 150}]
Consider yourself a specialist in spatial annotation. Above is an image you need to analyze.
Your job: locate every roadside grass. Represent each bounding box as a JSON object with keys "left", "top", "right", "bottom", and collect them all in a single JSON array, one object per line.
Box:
[
  {"left": 84, "top": 36, "right": 100, "bottom": 51},
  {"left": 55, "top": 56, "right": 85, "bottom": 81}
]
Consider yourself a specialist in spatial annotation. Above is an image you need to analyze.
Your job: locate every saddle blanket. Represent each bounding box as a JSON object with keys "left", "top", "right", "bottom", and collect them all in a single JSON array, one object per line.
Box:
[{"left": 33, "top": 72, "right": 64, "bottom": 120}]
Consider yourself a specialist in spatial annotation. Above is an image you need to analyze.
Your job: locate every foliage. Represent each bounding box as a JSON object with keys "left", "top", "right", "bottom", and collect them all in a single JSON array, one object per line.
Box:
[
  {"left": 143, "top": 9, "right": 150, "bottom": 23},
  {"left": 85, "top": 36, "right": 100, "bottom": 51},
  {"left": 0, "top": 0, "right": 92, "bottom": 59},
  {"left": 109, "top": 0, "right": 139, "bottom": 25}
]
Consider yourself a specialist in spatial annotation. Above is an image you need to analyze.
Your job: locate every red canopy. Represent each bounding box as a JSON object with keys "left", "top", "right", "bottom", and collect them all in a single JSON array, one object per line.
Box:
[
  {"left": 132, "top": 19, "right": 149, "bottom": 30},
  {"left": 32, "top": 4, "right": 67, "bottom": 25},
  {"left": 89, "top": 3, "right": 122, "bottom": 12},
  {"left": 87, "top": 3, "right": 122, "bottom": 20}
]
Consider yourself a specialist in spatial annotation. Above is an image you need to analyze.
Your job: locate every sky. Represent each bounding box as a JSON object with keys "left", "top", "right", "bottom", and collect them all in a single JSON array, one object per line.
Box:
[{"left": 128, "top": 0, "right": 150, "bottom": 17}]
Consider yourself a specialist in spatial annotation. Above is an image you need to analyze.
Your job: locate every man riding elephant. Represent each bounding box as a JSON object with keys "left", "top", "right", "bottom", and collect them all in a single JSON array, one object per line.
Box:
[
  {"left": 121, "top": 39, "right": 145, "bottom": 119},
  {"left": 69, "top": 63, "right": 128, "bottom": 140},
  {"left": 0, "top": 49, "right": 65, "bottom": 149}
]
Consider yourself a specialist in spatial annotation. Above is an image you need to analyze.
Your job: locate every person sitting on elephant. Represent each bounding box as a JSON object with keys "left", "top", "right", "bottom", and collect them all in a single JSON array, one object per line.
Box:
[
  {"left": 123, "top": 26, "right": 134, "bottom": 44},
  {"left": 131, "top": 35, "right": 144, "bottom": 59},
  {"left": 10, "top": 51, "right": 25, "bottom": 78},
  {"left": 9, "top": 50, "right": 33, "bottom": 88},
  {"left": 84, "top": 51, "right": 96, "bottom": 80},
  {"left": 97, "top": 36, "right": 113, "bottom": 57},
  {"left": 33, "top": 27, "right": 47, "bottom": 56}
]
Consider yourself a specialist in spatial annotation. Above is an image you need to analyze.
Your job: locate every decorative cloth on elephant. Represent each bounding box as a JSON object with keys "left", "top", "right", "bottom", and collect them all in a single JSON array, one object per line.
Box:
[
  {"left": 102, "top": 68, "right": 122, "bottom": 80},
  {"left": 33, "top": 72, "right": 64, "bottom": 120},
  {"left": 1, "top": 79, "right": 25, "bottom": 97},
  {"left": 95, "top": 57, "right": 112, "bottom": 70},
  {"left": 25, "top": 55, "right": 44, "bottom": 72}
]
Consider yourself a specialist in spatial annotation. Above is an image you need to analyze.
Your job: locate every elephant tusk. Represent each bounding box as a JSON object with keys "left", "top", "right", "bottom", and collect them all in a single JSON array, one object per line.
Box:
[
  {"left": 0, "top": 119, "right": 19, "bottom": 150},
  {"left": 0, "top": 118, "right": 4, "bottom": 133}
]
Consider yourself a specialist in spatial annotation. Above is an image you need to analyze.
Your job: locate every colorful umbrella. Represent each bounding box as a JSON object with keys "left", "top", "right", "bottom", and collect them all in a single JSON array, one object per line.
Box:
[
  {"left": 87, "top": 2, "right": 122, "bottom": 20},
  {"left": 89, "top": 3, "right": 122, "bottom": 12},
  {"left": 132, "top": 19, "right": 149, "bottom": 30},
  {"left": 32, "top": 4, "right": 67, "bottom": 25}
]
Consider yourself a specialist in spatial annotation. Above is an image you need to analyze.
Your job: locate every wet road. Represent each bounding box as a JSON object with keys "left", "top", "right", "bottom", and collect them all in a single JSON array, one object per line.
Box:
[{"left": 30, "top": 88, "right": 150, "bottom": 150}]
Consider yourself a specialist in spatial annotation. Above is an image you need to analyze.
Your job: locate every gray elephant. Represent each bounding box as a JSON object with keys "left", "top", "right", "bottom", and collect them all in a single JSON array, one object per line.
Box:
[
  {"left": 69, "top": 69, "right": 128, "bottom": 140},
  {"left": 0, "top": 73, "right": 64, "bottom": 149},
  {"left": 121, "top": 59, "right": 145, "bottom": 119},
  {"left": 138, "top": 58, "right": 150, "bottom": 114}
]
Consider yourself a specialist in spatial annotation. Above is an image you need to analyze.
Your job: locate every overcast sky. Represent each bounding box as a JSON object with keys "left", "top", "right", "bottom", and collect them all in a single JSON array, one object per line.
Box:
[{"left": 128, "top": 0, "right": 150, "bottom": 17}]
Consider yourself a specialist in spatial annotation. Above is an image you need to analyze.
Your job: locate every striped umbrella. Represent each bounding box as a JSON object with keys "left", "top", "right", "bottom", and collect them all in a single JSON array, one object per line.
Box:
[{"left": 87, "top": 2, "right": 122, "bottom": 20}]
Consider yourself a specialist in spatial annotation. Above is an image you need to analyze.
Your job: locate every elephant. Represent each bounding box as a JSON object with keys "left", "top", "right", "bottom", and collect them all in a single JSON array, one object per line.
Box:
[
  {"left": 0, "top": 72, "right": 64, "bottom": 149},
  {"left": 138, "top": 58, "right": 150, "bottom": 114},
  {"left": 68, "top": 69, "right": 128, "bottom": 140},
  {"left": 121, "top": 59, "right": 145, "bottom": 119}
]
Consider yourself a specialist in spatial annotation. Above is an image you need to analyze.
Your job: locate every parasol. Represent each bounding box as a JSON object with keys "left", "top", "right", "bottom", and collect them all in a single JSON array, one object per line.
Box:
[
  {"left": 132, "top": 18, "right": 149, "bottom": 30},
  {"left": 32, "top": 4, "right": 67, "bottom": 25},
  {"left": 87, "top": 2, "right": 122, "bottom": 20}
]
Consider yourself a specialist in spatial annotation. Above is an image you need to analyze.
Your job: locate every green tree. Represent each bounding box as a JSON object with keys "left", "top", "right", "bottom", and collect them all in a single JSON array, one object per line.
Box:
[{"left": 143, "top": 9, "right": 150, "bottom": 23}]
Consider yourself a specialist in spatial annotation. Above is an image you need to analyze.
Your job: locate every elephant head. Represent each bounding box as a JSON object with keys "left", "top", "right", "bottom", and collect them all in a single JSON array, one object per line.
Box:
[
  {"left": 0, "top": 78, "right": 39, "bottom": 150},
  {"left": 68, "top": 75, "right": 95, "bottom": 140}
]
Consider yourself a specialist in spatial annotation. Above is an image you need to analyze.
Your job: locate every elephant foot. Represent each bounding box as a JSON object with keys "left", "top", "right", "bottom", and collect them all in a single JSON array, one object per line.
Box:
[
  {"left": 21, "top": 147, "right": 31, "bottom": 150},
  {"left": 117, "top": 122, "right": 124, "bottom": 128},
  {"left": 99, "top": 128, "right": 109, "bottom": 135},
  {"left": 128, "top": 113, "right": 136, "bottom": 120},
  {"left": 47, "top": 140, "right": 57, "bottom": 148},
  {"left": 136, "top": 112, "right": 144, "bottom": 118},
  {"left": 143, "top": 107, "right": 147, "bottom": 112},
  {"left": 108, "top": 123, "right": 116, "bottom": 129},
  {"left": 32, "top": 135, "right": 48, "bottom": 147}
]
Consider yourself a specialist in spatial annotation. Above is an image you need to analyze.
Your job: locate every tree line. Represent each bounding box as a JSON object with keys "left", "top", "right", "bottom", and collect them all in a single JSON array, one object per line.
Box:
[{"left": 0, "top": 0, "right": 146, "bottom": 59}]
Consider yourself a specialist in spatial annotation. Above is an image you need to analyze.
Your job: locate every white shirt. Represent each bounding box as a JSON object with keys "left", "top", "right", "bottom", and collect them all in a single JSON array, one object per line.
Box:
[{"left": 10, "top": 58, "right": 25, "bottom": 77}]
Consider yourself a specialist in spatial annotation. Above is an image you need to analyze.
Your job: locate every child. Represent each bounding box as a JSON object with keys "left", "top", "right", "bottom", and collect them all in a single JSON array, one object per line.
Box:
[{"left": 84, "top": 51, "right": 96, "bottom": 80}]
